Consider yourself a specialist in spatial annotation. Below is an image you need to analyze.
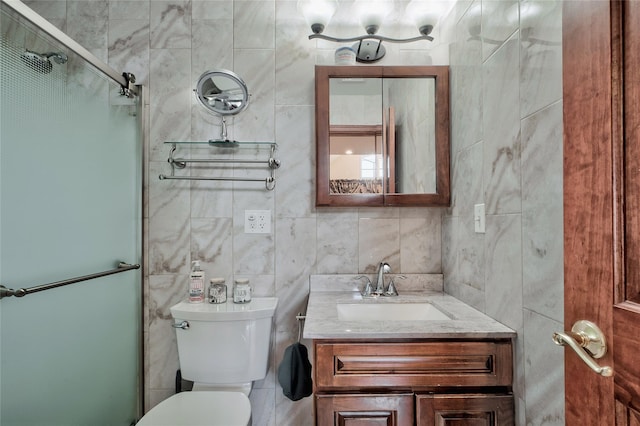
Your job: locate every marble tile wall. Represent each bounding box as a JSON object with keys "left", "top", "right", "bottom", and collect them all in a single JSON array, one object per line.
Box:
[
  {"left": 442, "top": 0, "right": 565, "bottom": 424},
  {"left": 23, "top": 0, "right": 443, "bottom": 424},
  {"left": 22, "top": 0, "right": 565, "bottom": 424}
]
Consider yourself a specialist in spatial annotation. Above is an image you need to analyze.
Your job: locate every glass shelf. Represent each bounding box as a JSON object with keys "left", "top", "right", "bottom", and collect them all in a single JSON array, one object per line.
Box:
[{"left": 164, "top": 140, "right": 276, "bottom": 146}]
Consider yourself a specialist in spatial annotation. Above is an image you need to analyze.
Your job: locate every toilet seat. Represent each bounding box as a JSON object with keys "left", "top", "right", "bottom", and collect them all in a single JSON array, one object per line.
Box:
[{"left": 136, "top": 391, "right": 251, "bottom": 426}]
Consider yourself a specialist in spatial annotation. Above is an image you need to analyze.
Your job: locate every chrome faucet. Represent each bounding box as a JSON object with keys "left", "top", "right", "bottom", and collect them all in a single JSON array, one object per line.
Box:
[
  {"left": 374, "top": 262, "right": 391, "bottom": 295},
  {"left": 356, "top": 263, "right": 402, "bottom": 297}
]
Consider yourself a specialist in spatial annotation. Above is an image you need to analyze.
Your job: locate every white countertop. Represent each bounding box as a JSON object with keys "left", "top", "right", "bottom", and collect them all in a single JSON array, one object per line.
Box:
[{"left": 303, "top": 276, "right": 515, "bottom": 340}]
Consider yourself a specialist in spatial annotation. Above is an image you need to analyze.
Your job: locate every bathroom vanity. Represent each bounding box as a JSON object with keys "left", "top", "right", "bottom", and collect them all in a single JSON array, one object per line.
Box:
[{"left": 304, "top": 277, "right": 516, "bottom": 426}]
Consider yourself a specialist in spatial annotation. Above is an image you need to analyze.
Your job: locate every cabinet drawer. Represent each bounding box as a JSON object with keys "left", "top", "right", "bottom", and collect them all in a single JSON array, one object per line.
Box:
[
  {"left": 416, "top": 393, "right": 514, "bottom": 426},
  {"left": 314, "top": 340, "right": 512, "bottom": 391},
  {"left": 316, "top": 393, "right": 414, "bottom": 426}
]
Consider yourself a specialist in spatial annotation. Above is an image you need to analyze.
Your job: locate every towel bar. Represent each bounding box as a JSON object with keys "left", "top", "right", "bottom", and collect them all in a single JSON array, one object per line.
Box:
[{"left": 0, "top": 261, "right": 140, "bottom": 300}]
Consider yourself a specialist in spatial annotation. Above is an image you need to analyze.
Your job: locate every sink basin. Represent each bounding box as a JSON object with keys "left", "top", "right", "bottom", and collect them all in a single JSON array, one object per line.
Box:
[{"left": 336, "top": 302, "right": 451, "bottom": 321}]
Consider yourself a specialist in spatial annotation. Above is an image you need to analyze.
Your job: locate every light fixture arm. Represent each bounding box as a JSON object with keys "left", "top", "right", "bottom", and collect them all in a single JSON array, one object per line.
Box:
[{"left": 308, "top": 33, "right": 434, "bottom": 43}]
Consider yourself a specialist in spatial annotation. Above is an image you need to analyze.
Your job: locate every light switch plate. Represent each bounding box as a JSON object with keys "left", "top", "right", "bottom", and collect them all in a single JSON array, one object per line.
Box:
[
  {"left": 474, "top": 204, "right": 485, "bottom": 234},
  {"left": 245, "top": 210, "right": 271, "bottom": 234}
]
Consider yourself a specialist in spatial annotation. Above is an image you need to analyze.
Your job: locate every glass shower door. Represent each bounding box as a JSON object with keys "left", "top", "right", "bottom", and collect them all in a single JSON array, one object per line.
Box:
[{"left": 0, "top": 4, "right": 142, "bottom": 425}]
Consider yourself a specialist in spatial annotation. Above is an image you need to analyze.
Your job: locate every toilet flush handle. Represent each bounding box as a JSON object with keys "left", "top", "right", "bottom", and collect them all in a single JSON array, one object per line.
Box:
[{"left": 172, "top": 321, "right": 189, "bottom": 330}]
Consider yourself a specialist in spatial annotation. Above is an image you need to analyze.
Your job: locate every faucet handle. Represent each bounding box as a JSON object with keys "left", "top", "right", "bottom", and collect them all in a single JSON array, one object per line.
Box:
[
  {"left": 355, "top": 275, "right": 373, "bottom": 297},
  {"left": 385, "top": 275, "right": 406, "bottom": 296}
]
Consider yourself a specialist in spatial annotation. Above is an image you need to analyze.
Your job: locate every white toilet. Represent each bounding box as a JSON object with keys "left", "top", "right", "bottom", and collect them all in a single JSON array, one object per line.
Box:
[{"left": 137, "top": 297, "right": 278, "bottom": 426}]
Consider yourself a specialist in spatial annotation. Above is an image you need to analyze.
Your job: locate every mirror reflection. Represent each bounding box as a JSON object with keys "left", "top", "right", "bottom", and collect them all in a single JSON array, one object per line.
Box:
[
  {"left": 329, "top": 78, "right": 383, "bottom": 194},
  {"left": 329, "top": 77, "right": 436, "bottom": 195},
  {"left": 329, "top": 124, "right": 383, "bottom": 193},
  {"left": 385, "top": 77, "right": 436, "bottom": 194}
]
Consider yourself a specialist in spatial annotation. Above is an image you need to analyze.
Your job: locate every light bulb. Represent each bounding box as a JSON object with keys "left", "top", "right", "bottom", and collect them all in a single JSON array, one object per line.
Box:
[
  {"left": 297, "top": 0, "right": 338, "bottom": 34},
  {"left": 356, "top": 0, "right": 394, "bottom": 34},
  {"left": 406, "top": 0, "right": 452, "bottom": 35}
]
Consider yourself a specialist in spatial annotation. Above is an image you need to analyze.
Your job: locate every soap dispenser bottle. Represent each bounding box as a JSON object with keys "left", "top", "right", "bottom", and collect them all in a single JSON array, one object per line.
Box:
[{"left": 188, "top": 261, "right": 205, "bottom": 303}]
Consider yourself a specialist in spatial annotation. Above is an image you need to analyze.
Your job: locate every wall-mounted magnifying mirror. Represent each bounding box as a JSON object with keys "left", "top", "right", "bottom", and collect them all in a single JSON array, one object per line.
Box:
[{"left": 194, "top": 69, "right": 249, "bottom": 116}]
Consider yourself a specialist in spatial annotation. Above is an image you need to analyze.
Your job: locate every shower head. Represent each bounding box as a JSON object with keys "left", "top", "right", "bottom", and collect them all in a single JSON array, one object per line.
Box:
[
  {"left": 21, "top": 50, "right": 68, "bottom": 73},
  {"left": 47, "top": 52, "right": 68, "bottom": 64}
]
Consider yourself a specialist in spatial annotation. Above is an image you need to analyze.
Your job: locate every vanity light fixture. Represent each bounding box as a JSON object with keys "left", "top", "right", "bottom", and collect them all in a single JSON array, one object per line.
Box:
[{"left": 298, "top": 0, "right": 444, "bottom": 63}]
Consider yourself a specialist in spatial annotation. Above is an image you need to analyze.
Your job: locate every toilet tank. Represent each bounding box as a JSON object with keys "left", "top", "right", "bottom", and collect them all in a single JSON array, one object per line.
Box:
[{"left": 170, "top": 297, "right": 278, "bottom": 385}]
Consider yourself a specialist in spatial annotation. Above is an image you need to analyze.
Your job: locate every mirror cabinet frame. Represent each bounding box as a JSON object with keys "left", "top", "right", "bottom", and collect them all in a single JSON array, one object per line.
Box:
[{"left": 315, "top": 65, "right": 450, "bottom": 207}]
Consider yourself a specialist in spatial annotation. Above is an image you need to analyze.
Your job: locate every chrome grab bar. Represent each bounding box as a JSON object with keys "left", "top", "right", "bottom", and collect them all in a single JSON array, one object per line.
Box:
[{"left": 0, "top": 261, "right": 140, "bottom": 300}]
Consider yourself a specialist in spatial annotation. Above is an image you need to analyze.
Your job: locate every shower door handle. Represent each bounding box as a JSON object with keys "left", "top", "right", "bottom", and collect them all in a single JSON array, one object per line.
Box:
[
  {"left": 172, "top": 321, "right": 189, "bottom": 330},
  {"left": 552, "top": 320, "right": 613, "bottom": 377}
]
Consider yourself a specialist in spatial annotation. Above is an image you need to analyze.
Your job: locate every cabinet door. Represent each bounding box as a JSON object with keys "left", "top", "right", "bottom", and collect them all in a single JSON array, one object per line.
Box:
[
  {"left": 316, "top": 394, "right": 414, "bottom": 426},
  {"left": 416, "top": 394, "right": 514, "bottom": 426}
]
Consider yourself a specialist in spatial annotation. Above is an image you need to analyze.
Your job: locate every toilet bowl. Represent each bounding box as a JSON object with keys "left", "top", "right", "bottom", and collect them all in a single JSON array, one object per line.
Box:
[
  {"left": 137, "top": 297, "right": 278, "bottom": 426},
  {"left": 136, "top": 391, "right": 251, "bottom": 426}
]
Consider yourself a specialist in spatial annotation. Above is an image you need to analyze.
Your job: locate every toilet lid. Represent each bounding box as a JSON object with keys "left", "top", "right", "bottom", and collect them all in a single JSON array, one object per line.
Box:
[{"left": 136, "top": 391, "right": 251, "bottom": 426}]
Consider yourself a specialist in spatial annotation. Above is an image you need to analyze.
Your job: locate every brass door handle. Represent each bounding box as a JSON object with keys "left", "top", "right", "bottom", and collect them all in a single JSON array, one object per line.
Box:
[{"left": 552, "top": 320, "right": 613, "bottom": 377}]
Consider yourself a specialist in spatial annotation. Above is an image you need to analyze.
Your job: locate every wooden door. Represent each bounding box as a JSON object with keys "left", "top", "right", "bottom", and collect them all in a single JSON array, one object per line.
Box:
[{"left": 563, "top": 1, "right": 640, "bottom": 424}]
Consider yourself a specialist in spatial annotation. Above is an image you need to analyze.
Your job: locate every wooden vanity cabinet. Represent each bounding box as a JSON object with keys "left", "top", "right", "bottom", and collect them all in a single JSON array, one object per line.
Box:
[
  {"left": 313, "top": 339, "right": 514, "bottom": 426},
  {"left": 316, "top": 394, "right": 414, "bottom": 426}
]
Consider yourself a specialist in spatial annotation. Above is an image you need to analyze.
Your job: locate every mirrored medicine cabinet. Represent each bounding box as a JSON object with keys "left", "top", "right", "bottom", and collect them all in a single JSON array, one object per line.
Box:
[{"left": 315, "top": 65, "right": 450, "bottom": 207}]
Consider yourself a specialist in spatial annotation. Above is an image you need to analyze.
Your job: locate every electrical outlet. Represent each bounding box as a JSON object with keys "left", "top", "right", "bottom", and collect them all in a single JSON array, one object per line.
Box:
[{"left": 244, "top": 210, "right": 271, "bottom": 234}]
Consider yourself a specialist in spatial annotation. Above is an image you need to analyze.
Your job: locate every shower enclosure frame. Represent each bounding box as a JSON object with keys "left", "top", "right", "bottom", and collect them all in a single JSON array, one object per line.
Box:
[
  {"left": 1, "top": 0, "right": 139, "bottom": 98},
  {"left": 0, "top": 0, "right": 147, "bottom": 419}
]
